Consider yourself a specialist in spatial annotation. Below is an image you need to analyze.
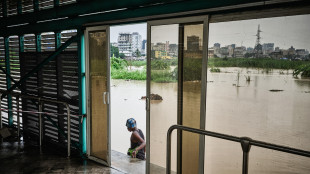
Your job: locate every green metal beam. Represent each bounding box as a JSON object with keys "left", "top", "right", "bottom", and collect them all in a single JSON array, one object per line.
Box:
[
  {"left": 2, "top": 0, "right": 7, "bottom": 17},
  {"left": 2, "top": 0, "right": 180, "bottom": 27},
  {"left": 33, "top": 0, "right": 39, "bottom": 12},
  {"left": 77, "top": 31, "right": 86, "bottom": 154},
  {"left": 17, "top": 0, "right": 22, "bottom": 14},
  {"left": 1, "top": 31, "right": 82, "bottom": 100},
  {"left": 2, "top": 0, "right": 309, "bottom": 37},
  {"left": 54, "top": 0, "right": 59, "bottom": 7},
  {"left": 19, "top": 36, "right": 24, "bottom": 53},
  {"left": 4, "top": 37, "right": 13, "bottom": 126},
  {"left": 36, "top": 34, "right": 42, "bottom": 52},
  {"left": 55, "top": 32, "right": 61, "bottom": 49}
]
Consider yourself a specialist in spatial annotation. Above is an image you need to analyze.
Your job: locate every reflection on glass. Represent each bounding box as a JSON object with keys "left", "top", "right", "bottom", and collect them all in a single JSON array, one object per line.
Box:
[
  {"left": 182, "top": 23, "right": 203, "bottom": 174},
  {"left": 150, "top": 24, "right": 178, "bottom": 173},
  {"left": 89, "top": 31, "right": 108, "bottom": 161},
  {"left": 205, "top": 14, "right": 310, "bottom": 173}
]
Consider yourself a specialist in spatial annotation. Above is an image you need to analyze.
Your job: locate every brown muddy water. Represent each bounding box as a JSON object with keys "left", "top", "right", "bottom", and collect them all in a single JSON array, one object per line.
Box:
[{"left": 111, "top": 67, "right": 310, "bottom": 174}]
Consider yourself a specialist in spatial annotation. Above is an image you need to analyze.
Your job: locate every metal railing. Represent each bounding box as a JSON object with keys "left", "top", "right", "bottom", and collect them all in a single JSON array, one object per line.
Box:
[
  {"left": 0, "top": 90, "right": 71, "bottom": 157},
  {"left": 166, "top": 125, "right": 310, "bottom": 174}
]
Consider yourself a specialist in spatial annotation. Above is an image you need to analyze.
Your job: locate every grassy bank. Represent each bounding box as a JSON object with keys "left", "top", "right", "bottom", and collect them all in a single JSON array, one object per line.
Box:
[
  {"left": 111, "top": 57, "right": 310, "bottom": 81},
  {"left": 111, "top": 69, "right": 146, "bottom": 80},
  {"left": 208, "top": 57, "right": 309, "bottom": 70}
]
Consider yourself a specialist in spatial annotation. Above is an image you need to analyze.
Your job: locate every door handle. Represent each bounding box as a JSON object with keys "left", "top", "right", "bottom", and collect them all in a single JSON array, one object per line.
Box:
[{"left": 103, "top": 92, "right": 106, "bottom": 104}]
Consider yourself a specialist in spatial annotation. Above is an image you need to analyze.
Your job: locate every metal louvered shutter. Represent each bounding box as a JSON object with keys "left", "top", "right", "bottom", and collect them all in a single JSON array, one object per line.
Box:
[
  {"left": 9, "top": 36, "right": 22, "bottom": 130},
  {"left": 0, "top": 37, "right": 8, "bottom": 125},
  {"left": 39, "top": 0, "right": 54, "bottom": 10},
  {"left": 22, "top": 0, "right": 34, "bottom": 13},
  {"left": 20, "top": 51, "right": 79, "bottom": 151}
]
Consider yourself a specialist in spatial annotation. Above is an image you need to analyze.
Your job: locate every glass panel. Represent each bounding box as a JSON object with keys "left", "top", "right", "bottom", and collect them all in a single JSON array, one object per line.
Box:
[
  {"left": 205, "top": 137, "right": 242, "bottom": 174},
  {"left": 89, "top": 30, "right": 108, "bottom": 161},
  {"left": 205, "top": 14, "right": 310, "bottom": 173},
  {"left": 182, "top": 23, "right": 203, "bottom": 174},
  {"left": 150, "top": 24, "right": 178, "bottom": 174},
  {"left": 249, "top": 147, "right": 310, "bottom": 173}
]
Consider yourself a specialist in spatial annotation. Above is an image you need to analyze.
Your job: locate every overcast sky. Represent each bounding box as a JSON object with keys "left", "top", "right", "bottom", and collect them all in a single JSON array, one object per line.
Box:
[{"left": 110, "top": 14, "right": 310, "bottom": 50}]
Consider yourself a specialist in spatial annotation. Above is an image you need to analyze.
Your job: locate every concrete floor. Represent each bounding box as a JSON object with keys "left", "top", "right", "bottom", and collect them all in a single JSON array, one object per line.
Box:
[{"left": 0, "top": 138, "right": 136, "bottom": 174}]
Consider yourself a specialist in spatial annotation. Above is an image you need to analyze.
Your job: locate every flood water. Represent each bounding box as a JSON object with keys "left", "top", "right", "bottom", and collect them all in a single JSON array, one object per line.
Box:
[{"left": 111, "top": 67, "right": 310, "bottom": 173}]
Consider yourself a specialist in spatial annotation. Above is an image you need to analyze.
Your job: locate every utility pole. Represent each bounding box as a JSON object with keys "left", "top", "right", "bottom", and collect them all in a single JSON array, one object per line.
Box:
[{"left": 254, "top": 25, "right": 262, "bottom": 58}]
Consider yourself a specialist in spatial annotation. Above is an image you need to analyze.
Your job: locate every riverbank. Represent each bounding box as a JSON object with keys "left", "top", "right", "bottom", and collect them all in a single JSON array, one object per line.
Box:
[{"left": 111, "top": 58, "right": 310, "bottom": 81}]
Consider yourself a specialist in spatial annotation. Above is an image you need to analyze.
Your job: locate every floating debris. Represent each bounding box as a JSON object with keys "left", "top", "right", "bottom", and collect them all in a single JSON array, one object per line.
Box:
[
  {"left": 141, "top": 93, "right": 163, "bottom": 100},
  {"left": 269, "top": 89, "right": 284, "bottom": 92},
  {"left": 305, "top": 91, "right": 310, "bottom": 93}
]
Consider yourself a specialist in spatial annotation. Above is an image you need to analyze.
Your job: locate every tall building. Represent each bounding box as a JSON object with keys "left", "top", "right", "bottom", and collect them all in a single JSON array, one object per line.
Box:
[
  {"left": 117, "top": 32, "right": 142, "bottom": 57},
  {"left": 131, "top": 32, "right": 142, "bottom": 55},
  {"left": 213, "top": 43, "right": 221, "bottom": 55},
  {"left": 263, "top": 43, "right": 274, "bottom": 55},
  {"left": 118, "top": 32, "right": 132, "bottom": 57},
  {"left": 234, "top": 46, "right": 246, "bottom": 58},
  {"left": 142, "top": 39, "right": 147, "bottom": 54},
  {"left": 228, "top": 44, "right": 235, "bottom": 57}
]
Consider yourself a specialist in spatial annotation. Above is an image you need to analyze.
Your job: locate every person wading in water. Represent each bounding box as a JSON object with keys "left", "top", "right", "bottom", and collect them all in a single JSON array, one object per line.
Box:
[{"left": 126, "top": 118, "right": 146, "bottom": 160}]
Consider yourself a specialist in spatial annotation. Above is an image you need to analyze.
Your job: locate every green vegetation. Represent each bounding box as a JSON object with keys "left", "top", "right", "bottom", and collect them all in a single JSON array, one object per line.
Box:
[
  {"left": 111, "top": 56, "right": 310, "bottom": 81},
  {"left": 151, "top": 59, "right": 170, "bottom": 70},
  {"left": 210, "top": 67, "right": 220, "bottom": 72},
  {"left": 208, "top": 57, "right": 308, "bottom": 70},
  {"left": 111, "top": 69, "right": 146, "bottom": 80},
  {"left": 111, "top": 56, "right": 128, "bottom": 70},
  {"left": 293, "top": 64, "right": 310, "bottom": 77},
  {"left": 128, "top": 60, "right": 146, "bottom": 67},
  {"left": 184, "top": 58, "right": 202, "bottom": 81},
  {"left": 151, "top": 70, "right": 177, "bottom": 83}
]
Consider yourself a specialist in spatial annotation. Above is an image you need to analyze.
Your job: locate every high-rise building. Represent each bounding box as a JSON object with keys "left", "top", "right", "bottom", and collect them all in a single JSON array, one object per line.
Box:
[
  {"left": 131, "top": 32, "right": 142, "bottom": 55},
  {"left": 142, "top": 39, "right": 147, "bottom": 54},
  {"left": 117, "top": 32, "right": 143, "bottom": 57},
  {"left": 263, "top": 43, "right": 274, "bottom": 55},
  {"left": 234, "top": 46, "right": 246, "bottom": 58},
  {"left": 213, "top": 43, "right": 221, "bottom": 55},
  {"left": 118, "top": 32, "right": 132, "bottom": 57}
]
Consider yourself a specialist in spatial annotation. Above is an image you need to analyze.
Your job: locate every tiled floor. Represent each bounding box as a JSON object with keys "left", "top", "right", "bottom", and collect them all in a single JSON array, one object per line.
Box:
[
  {"left": 0, "top": 139, "right": 124, "bottom": 174},
  {"left": 0, "top": 136, "right": 170, "bottom": 174}
]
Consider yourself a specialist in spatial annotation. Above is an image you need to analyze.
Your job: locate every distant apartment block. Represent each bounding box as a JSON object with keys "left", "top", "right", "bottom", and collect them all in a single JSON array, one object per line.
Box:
[
  {"left": 117, "top": 32, "right": 142, "bottom": 57},
  {"left": 263, "top": 43, "right": 274, "bottom": 55}
]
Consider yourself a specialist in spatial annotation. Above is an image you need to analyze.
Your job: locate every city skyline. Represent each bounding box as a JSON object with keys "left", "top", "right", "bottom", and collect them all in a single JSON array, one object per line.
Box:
[{"left": 110, "top": 14, "right": 310, "bottom": 51}]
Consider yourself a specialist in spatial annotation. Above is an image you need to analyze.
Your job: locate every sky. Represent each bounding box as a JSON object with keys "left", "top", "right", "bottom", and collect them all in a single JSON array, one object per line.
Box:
[
  {"left": 110, "top": 23, "right": 147, "bottom": 43},
  {"left": 209, "top": 14, "right": 310, "bottom": 50},
  {"left": 109, "top": 14, "right": 310, "bottom": 51}
]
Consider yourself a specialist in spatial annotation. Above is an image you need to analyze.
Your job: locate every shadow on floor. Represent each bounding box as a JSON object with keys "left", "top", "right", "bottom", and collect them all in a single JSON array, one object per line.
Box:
[
  {"left": 0, "top": 137, "right": 171, "bottom": 174},
  {"left": 0, "top": 138, "right": 123, "bottom": 174}
]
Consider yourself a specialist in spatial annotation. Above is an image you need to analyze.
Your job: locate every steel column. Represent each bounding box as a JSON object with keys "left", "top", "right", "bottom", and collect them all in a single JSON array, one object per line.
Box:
[
  {"left": 36, "top": 34, "right": 42, "bottom": 52},
  {"left": 33, "top": 0, "right": 39, "bottom": 12},
  {"left": 241, "top": 138, "right": 251, "bottom": 174},
  {"left": 17, "top": 0, "right": 22, "bottom": 14},
  {"left": 19, "top": 36, "right": 24, "bottom": 53},
  {"left": 78, "top": 31, "right": 87, "bottom": 154},
  {"left": 55, "top": 32, "right": 61, "bottom": 49}
]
